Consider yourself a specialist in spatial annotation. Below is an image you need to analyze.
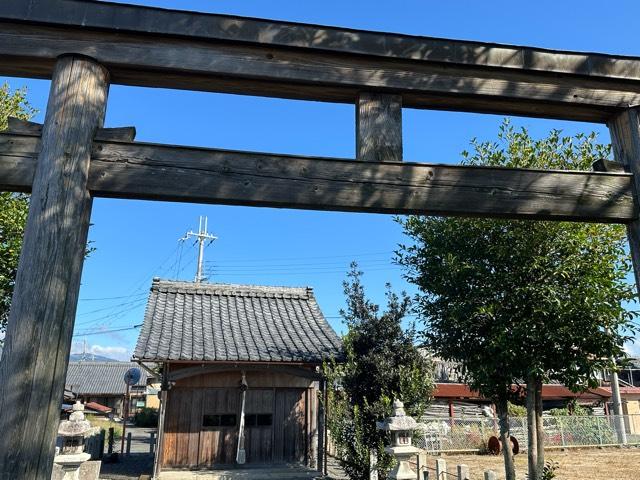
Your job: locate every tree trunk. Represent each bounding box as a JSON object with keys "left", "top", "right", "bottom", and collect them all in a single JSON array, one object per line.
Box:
[
  {"left": 526, "top": 376, "right": 539, "bottom": 480},
  {"left": 496, "top": 397, "right": 516, "bottom": 480},
  {"left": 535, "top": 378, "right": 545, "bottom": 475}
]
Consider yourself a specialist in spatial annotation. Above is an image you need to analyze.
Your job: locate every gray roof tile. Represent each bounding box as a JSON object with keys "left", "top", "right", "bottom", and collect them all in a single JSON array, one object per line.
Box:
[
  {"left": 66, "top": 362, "right": 150, "bottom": 395},
  {"left": 133, "top": 280, "right": 342, "bottom": 363}
]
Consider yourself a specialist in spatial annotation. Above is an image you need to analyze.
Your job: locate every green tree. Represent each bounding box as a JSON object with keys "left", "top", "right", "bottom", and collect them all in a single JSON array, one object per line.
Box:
[
  {"left": 397, "top": 121, "right": 637, "bottom": 480},
  {"left": 0, "top": 83, "right": 36, "bottom": 334},
  {"left": 324, "top": 263, "right": 434, "bottom": 480}
]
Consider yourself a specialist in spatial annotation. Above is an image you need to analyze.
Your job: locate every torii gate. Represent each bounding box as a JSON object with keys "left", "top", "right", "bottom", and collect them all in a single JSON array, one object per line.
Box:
[{"left": 1, "top": 0, "right": 640, "bottom": 478}]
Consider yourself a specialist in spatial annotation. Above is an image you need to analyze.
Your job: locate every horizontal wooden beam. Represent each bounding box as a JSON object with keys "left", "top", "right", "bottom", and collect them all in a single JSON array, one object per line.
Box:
[
  {"left": 0, "top": 131, "right": 636, "bottom": 223},
  {"left": 4, "top": 0, "right": 640, "bottom": 82},
  {"left": 1, "top": 2, "right": 640, "bottom": 121},
  {"left": 7, "top": 117, "right": 136, "bottom": 142}
]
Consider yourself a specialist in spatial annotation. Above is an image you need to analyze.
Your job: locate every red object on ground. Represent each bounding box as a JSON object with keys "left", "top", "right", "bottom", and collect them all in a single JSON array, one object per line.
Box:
[{"left": 84, "top": 401, "right": 112, "bottom": 414}]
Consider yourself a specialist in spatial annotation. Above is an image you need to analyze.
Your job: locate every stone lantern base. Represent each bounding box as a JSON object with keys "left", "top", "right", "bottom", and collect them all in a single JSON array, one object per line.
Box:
[
  {"left": 53, "top": 452, "right": 91, "bottom": 480},
  {"left": 384, "top": 445, "right": 421, "bottom": 480}
]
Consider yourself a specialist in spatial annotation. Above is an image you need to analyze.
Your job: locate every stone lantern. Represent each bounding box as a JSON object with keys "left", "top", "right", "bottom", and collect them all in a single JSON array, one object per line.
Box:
[
  {"left": 377, "top": 399, "right": 423, "bottom": 480},
  {"left": 54, "top": 401, "right": 92, "bottom": 480}
]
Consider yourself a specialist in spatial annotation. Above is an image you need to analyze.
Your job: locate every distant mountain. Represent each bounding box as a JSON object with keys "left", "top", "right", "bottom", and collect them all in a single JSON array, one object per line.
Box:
[{"left": 69, "top": 353, "right": 119, "bottom": 362}]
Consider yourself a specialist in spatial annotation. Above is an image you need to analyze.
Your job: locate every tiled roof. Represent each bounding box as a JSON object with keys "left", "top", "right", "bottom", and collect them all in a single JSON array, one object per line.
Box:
[
  {"left": 133, "top": 280, "right": 342, "bottom": 363},
  {"left": 66, "top": 361, "right": 149, "bottom": 395}
]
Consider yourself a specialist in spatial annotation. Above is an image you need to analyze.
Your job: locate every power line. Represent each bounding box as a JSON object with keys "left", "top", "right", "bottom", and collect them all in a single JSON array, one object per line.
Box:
[
  {"left": 74, "top": 299, "right": 148, "bottom": 327},
  {"left": 204, "top": 250, "right": 395, "bottom": 264},
  {"left": 205, "top": 259, "right": 394, "bottom": 270},
  {"left": 205, "top": 266, "right": 403, "bottom": 277},
  {"left": 76, "top": 294, "right": 148, "bottom": 317},
  {"left": 78, "top": 293, "right": 148, "bottom": 302},
  {"left": 73, "top": 323, "right": 143, "bottom": 337}
]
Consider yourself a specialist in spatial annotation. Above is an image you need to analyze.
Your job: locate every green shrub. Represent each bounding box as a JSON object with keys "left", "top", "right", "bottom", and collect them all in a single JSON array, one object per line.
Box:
[{"left": 134, "top": 407, "right": 159, "bottom": 427}]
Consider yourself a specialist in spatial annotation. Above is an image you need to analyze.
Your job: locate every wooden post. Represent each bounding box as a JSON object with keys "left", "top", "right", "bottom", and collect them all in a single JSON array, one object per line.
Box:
[
  {"left": 0, "top": 55, "right": 109, "bottom": 479},
  {"left": 457, "top": 464, "right": 470, "bottom": 480},
  {"left": 435, "top": 458, "right": 447, "bottom": 480},
  {"left": 356, "top": 92, "right": 402, "bottom": 162},
  {"left": 484, "top": 470, "right": 497, "bottom": 480},
  {"left": 153, "top": 388, "right": 168, "bottom": 480},
  {"left": 150, "top": 431, "right": 156, "bottom": 454},
  {"left": 126, "top": 432, "right": 132, "bottom": 456},
  {"left": 99, "top": 429, "right": 106, "bottom": 459},
  {"left": 609, "top": 107, "right": 640, "bottom": 293},
  {"left": 108, "top": 427, "right": 115, "bottom": 455},
  {"left": 121, "top": 382, "right": 130, "bottom": 453},
  {"left": 608, "top": 108, "right": 639, "bottom": 445}
]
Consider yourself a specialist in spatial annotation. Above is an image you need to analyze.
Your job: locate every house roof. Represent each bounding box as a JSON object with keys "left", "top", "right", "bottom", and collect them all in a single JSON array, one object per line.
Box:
[
  {"left": 133, "top": 280, "right": 343, "bottom": 364},
  {"left": 434, "top": 383, "right": 611, "bottom": 400},
  {"left": 85, "top": 401, "right": 113, "bottom": 414},
  {"left": 66, "top": 361, "right": 150, "bottom": 395}
]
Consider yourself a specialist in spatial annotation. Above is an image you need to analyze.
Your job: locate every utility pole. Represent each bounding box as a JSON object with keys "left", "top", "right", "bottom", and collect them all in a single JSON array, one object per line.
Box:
[
  {"left": 610, "top": 357, "right": 628, "bottom": 444},
  {"left": 180, "top": 216, "right": 217, "bottom": 283}
]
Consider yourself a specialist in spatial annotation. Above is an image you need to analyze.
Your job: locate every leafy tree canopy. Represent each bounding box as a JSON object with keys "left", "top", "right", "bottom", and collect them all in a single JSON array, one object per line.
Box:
[
  {"left": 324, "top": 264, "right": 433, "bottom": 480},
  {"left": 397, "top": 121, "right": 637, "bottom": 479},
  {"left": 397, "top": 120, "right": 637, "bottom": 397}
]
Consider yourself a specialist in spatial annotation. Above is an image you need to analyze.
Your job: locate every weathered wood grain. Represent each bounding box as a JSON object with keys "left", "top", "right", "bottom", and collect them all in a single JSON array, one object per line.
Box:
[
  {"left": 592, "top": 158, "right": 627, "bottom": 173},
  {"left": 7, "top": 117, "right": 136, "bottom": 142},
  {"left": 0, "top": 56, "right": 109, "bottom": 479},
  {"left": 608, "top": 108, "right": 640, "bottom": 293},
  {"left": 356, "top": 93, "right": 402, "bottom": 162},
  {"left": 1, "top": 22, "right": 640, "bottom": 122},
  {"left": 3, "top": 0, "right": 640, "bottom": 82},
  {"left": 0, "top": 132, "right": 635, "bottom": 222}
]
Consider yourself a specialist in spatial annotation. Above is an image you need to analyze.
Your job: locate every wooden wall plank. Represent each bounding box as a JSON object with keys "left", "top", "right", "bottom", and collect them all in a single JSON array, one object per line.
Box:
[
  {"left": 0, "top": 55, "right": 109, "bottom": 479},
  {"left": 1, "top": 21, "right": 640, "bottom": 122},
  {"left": 175, "top": 390, "right": 191, "bottom": 467},
  {"left": 163, "top": 390, "right": 180, "bottom": 467},
  {"left": 0, "top": 133, "right": 635, "bottom": 223},
  {"left": 188, "top": 389, "right": 203, "bottom": 466}
]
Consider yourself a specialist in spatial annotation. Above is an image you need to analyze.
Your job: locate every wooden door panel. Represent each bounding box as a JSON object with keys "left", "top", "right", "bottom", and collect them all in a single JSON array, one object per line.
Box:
[
  {"left": 273, "top": 389, "right": 306, "bottom": 464},
  {"left": 199, "top": 388, "right": 239, "bottom": 467},
  {"left": 244, "top": 389, "right": 274, "bottom": 463}
]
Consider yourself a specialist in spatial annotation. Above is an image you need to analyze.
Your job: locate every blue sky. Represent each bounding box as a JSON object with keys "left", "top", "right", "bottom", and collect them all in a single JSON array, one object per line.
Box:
[{"left": 2, "top": 0, "right": 640, "bottom": 360}]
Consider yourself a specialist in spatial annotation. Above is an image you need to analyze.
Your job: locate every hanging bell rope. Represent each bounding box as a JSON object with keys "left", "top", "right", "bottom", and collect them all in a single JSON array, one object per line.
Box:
[{"left": 236, "top": 371, "right": 248, "bottom": 464}]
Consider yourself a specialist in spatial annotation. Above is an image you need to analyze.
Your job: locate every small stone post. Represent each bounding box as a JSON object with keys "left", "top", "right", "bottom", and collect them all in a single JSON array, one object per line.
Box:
[
  {"left": 376, "top": 399, "right": 424, "bottom": 480},
  {"left": 457, "top": 464, "right": 470, "bottom": 480}
]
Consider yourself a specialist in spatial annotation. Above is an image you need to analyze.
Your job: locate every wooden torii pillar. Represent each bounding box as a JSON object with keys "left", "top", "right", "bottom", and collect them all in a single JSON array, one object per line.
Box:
[
  {"left": 608, "top": 107, "right": 640, "bottom": 441},
  {"left": 0, "top": 55, "right": 109, "bottom": 478}
]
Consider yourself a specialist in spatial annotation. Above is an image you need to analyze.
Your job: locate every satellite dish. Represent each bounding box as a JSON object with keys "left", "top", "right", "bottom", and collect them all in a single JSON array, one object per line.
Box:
[{"left": 124, "top": 367, "right": 141, "bottom": 386}]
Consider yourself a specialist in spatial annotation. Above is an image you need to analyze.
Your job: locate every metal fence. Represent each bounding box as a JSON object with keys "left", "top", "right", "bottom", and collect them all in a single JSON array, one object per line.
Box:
[{"left": 416, "top": 415, "right": 640, "bottom": 453}]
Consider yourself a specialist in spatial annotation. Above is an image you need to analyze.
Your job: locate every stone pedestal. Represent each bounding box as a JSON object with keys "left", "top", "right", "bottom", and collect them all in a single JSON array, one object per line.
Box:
[
  {"left": 53, "top": 453, "right": 91, "bottom": 480},
  {"left": 384, "top": 445, "right": 420, "bottom": 480}
]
